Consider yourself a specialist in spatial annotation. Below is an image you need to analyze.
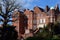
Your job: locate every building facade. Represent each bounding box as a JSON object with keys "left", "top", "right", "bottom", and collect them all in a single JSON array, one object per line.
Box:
[{"left": 12, "top": 4, "right": 60, "bottom": 38}]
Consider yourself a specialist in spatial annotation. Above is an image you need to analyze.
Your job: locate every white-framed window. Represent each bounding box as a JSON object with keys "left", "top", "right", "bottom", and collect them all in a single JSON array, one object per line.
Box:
[
  {"left": 43, "top": 19, "right": 45, "bottom": 23},
  {"left": 40, "top": 19, "right": 43, "bottom": 23},
  {"left": 30, "top": 20, "right": 32, "bottom": 23},
  {"left": 39, "top": 18, "right": 46, "bottom": 23},
  {"left": 25, "top": 29, "right": 30, "bottom": 34}
]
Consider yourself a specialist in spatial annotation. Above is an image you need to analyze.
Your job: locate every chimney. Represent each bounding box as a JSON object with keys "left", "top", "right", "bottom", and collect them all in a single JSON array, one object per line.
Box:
[
  {"left": 55, "top": 4, "right": 59, "bottom": 11},
  {"left": 55, "top": 4, "right": 59, "bottom": 14},
  {"left": 45, "top": 5, "right": 50, "bottom": 12}
]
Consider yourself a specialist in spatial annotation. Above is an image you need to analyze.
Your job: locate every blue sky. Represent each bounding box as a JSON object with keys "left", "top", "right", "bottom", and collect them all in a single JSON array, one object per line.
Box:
[
  {"left": 0, "top": 0, "right": 60, "bottom": 24},
  {"left": 17, "top": 0, "right": 60, "bottom": 10}
]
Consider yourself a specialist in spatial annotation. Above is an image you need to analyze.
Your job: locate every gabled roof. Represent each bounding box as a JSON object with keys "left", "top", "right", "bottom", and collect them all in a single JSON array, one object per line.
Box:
[{"left": 34, "top": 6, "right": 44, "bottom": 12}]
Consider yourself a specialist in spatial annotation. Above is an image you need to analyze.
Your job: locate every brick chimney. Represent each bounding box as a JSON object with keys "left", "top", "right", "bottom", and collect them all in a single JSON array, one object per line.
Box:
[
  {"left": 55, "top": 4, "right": 59, "bottom": 15},
  {"left": 45, "top": 5, "right": 50, "bottom": 12},
  {"left": 55, "top": 4, "right": 59, "bottom": 11},
  {"left": 54, "top": 4, "right": 59, "bottom": 21}
]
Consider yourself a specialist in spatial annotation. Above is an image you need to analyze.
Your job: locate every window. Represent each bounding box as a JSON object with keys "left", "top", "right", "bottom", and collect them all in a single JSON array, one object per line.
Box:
[
  {"left": 43, "top": 19, "right": 45, "bottom": 23},
  {"left": 40, "top": 19, "right": 43, "bottom": 23},
  {"left": 25, "top": 29, "right": 30, "bottom": 34},
  {"left": 50, "top": 18, "right": 53, "bottom": 22},
  {"left": 37, "top": 14, "right": 40, "bottom": 16},
  {"left": 37, "top": 14, "right": 43, "bottom": 17},
  {"left": 33, "top": 20, "right": 37, "bottom": 24},
  {"left": 39, "top": 19, "right": 46, "bottom": 23},
  {"left": 28, "top": 20, "right": 32, "bottom": 24},
  {"left": 27, "top": 15, "right": 29, "bottom": 17},
  {"left": 34, "top": 14, "right": 37, "bottom": 17},
  {"left": 37, "top": 20, "right": 39, "bottom": 24},
  {"left": 24, "top": 21, "right": 27, "bottom": 23}
]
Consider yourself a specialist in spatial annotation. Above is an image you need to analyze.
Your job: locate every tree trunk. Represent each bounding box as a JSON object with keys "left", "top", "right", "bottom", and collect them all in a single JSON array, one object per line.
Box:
[{"left": 3, "top": 21, "right": 8, "bottom": 27}]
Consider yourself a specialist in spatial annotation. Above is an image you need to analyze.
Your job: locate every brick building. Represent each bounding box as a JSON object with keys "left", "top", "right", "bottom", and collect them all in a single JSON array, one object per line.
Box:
[{"left": 12, "top": 4, "right": 60, "bottom": 39}]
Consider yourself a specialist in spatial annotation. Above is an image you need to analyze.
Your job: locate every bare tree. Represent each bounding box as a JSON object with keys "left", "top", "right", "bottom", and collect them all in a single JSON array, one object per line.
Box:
[{"left": 0, "top": 0, "right": 22, "bottom": 26}]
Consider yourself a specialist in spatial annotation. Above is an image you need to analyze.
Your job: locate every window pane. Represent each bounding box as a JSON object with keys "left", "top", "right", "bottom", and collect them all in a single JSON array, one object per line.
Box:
[
  {"left": 43, "top": 19, "right": 45, "bottom": 23},
  {"left": 33, "top": 20, "right": 36, "bottom": 24},
  {"left": 40, "top": 19, "right": 42, "bottom": 23}
]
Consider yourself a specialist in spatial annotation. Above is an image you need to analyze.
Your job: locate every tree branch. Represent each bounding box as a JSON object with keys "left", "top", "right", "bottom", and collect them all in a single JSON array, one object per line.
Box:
[
  {"left": 8, "top": 18, "right": 18, "bottom": 22},
  {"left": 0, "top": 19, "right": 4, "bottom": 22}
]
